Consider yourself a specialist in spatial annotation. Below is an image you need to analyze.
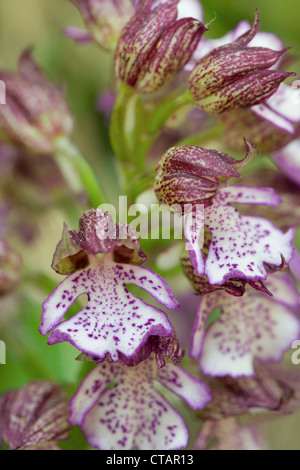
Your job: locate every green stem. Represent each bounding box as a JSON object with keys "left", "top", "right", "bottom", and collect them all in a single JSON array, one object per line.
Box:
[{"left": 54, "top": 136, "right": 106, "bottom": 208}]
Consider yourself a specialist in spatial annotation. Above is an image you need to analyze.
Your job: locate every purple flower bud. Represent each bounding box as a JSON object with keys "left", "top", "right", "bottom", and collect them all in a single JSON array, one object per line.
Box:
[
  {"left": 0, "top": 381, "right": 70, "bottom": 450},
  {"left": 69, "top": 0, "right": 135, "bottom": 50},
  {"left": 0, "top": 239, "right": 22, "bottom": 297},
  {"left": 180, "top": 249, "right": 272, "bottom": 298},
  {"left": 0, "top": 50, "right": 73, "bottom": 153},
  {"left": 154, "top": 139, "right": 256, "bottom": 209},
  {"left": 115, "top": 0, "right": 207, "bottom": 93},
  {"left": 189, "top": 10, "right": 294, "bottom": 114},
  {"left": 51, "top": 209, "right": 147, "bottom": 275}
]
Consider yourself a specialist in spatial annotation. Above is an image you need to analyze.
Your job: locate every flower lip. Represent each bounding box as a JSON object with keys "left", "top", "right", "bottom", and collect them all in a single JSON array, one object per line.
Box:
[
  {"left": 0, "top": 49, "right": 73, "bottom": 153},
  {"left": 68, "top": 357, "right": 210, "bottom": 450}
]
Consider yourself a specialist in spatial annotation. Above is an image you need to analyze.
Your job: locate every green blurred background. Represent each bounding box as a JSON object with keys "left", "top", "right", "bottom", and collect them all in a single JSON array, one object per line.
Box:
[{"left": 0, "top": 0, "right": 299, "bottom": 450}]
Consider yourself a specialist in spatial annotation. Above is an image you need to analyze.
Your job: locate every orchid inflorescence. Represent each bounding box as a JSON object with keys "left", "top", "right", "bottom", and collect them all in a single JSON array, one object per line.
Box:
[{"left": 0, "top": 0, "right": 300, "bottom": 451}]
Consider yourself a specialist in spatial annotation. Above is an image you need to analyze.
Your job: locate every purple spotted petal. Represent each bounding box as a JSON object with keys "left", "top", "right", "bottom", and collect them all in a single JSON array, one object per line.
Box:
[
  {"left": 190, "top": 273, "right": 300, "bottom": 377},
  {"left": 184, "top": 207, "right": 205, "bottom": 276},
  {"left": 152, "top": 0, "right": 204, "bottom": 21},
  {"left": 272, "top": 140, "right": 300, "bottom": 186},
  {"left": 0, "top": 381, "right": 70, "bottom": 450},
  {"left": 40, "top": 256, "right": 179, "bottom": 361},
  {"left": 186, "top": 186, "right": 295, "bottom": 284},
  {"left": 69, "top": 357, "right": 209, "bottom": 450}
]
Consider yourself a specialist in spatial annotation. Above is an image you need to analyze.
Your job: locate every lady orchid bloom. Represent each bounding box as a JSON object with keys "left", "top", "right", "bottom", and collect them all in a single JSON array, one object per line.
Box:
[
  {"left": 0, "top": 50, "right": 73, "bottom": 154},
  {"left": 155, "top": 141, "right": 295, "bottom": 289},
  {"left": 189, "top": 10, "right": 295, "bottom": 114},
  {"left": 40, "top": 209, "right": 180, "bottom": 362},
  {"left": 190, "top": 272, "right": 300, "bottom": 377},
  {"left": 114, "top": 0, "right": 207, "bottom": 93},
  {"left": 0, "top": 381, "right": 70, "bottom": 450},
  {"left": 68, "top": 356, "right": 210, "bottom": 450},
  {"left": 65, "top": 0, "right": 135, "bottom": 50}
]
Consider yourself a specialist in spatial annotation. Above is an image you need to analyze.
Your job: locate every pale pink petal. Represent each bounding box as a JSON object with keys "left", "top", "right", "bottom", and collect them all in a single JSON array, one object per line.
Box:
[
  {"left": 157, "top": 363, "right": 211, "bottom": 410},
  {"left": 267, "top": 84, "right": 300, "bottom": 122},
  {"left": 177, "top": 0, "right": 204, "bottom": 21},
  {"left": 251, "top": 103, "right": 295, "bottom": 134},
  {"left": 184, "top": 208, "right": 205, "bottom": 276},
  {"left": 68, "top": 363, "right": 115, "bottom": 426},
  {"left": 195, "top": 417, "right": 266, "bottom": 450},
  {"left": 204, "top": 186, "right": 294, "bottom": 285},
  {"left": 63, "top": 27, "right": 93, "bottom": 43}
]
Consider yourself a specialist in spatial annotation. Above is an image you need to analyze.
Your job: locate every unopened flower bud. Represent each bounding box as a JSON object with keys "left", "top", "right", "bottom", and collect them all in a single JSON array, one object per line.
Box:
[
  {"left": 0, "top": 50, "right": 73, "bottom": 153},
  {"left": 0, "top": 239, "right": 22, "bottom": 296},
  {"left": 154, "top": 139, "right": 257, "bottom": 209},
  {"left": 51, "top": 223, "right": 89, "bottom": 275},
  {"left": 221, "top": 107, "right": 300, "bottom": 154},
  {"left": 69, "top": 0, "right": 135, "bottom": 50},
  {"left": 189, "top": 10, "right": 294, "bottom": 114},
  {"left": 115, "top": 0, "right": 207, "bottom": 93}
]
